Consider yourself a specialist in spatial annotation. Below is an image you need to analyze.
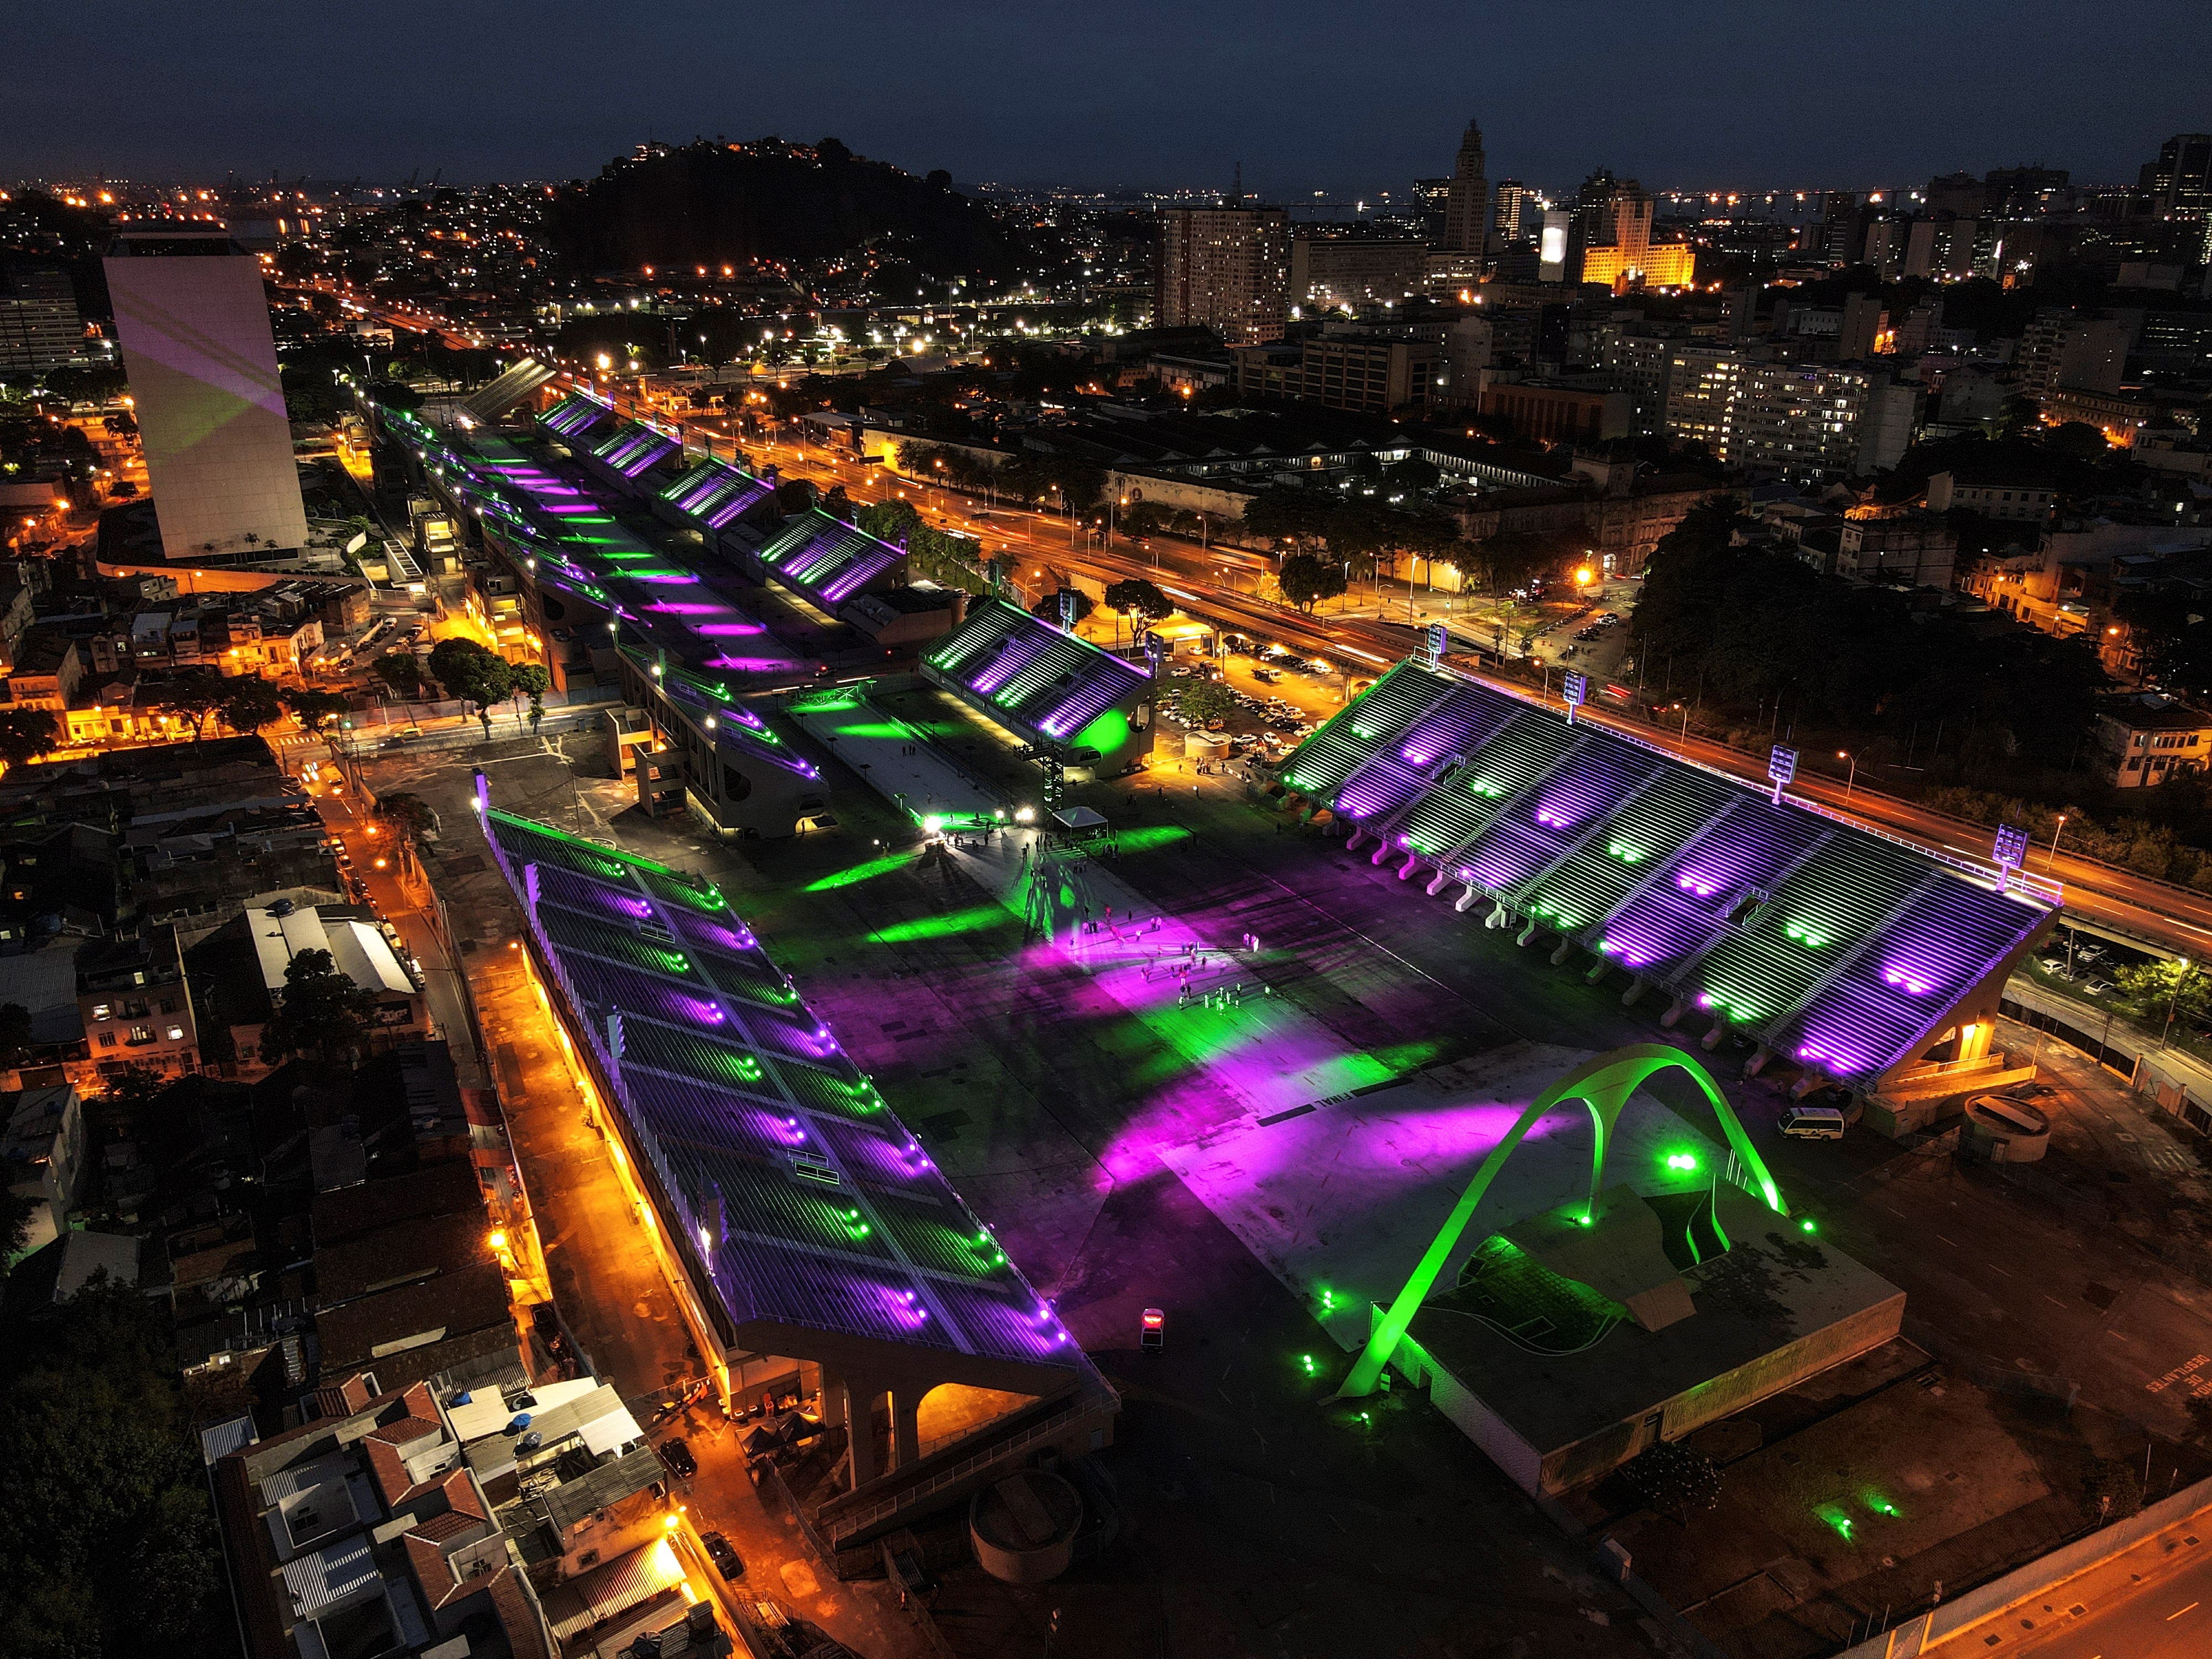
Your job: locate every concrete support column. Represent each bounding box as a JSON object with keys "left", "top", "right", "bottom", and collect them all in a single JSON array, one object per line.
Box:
[
  {"left": 1621, "top": 974, "right": 1648, "bottom": 1006},
  {"left": 1659, "top": 994, "right": 1687, "bottom": 1028},
  {"left": 843, "top": 1376, "right": 878, "bottom": 1488},
  {"left": 1958, "top": 1016, "right": 1994, "bottom": 1063},
  {"left": 1745, "top": 1046, "right": 1773, "bottom": 1077},
  {"left": 1701, "top": 1014, "right": 1730, "bottom": 1051},
  {"left": 892, "top": 1390, "right": 921, "bottom": 1470},
  {"left": 1344, "top": 826, "right": 1367, "bottom": 853},
  {"left": 1425, "top": 867, "right": 1452, "bottom": 897},
  {"left": 1548, "top": 936, "right": 1575, "bottom": 966},
  {"left": 1515, "top": 914, "right": 1539, "bottom": 947},
  {"left": 1369, "top": 842, "right": 1391, "bottom": 867},
  {"left": 1453, "top": 884, "right": 1481, "bottom": 913},
  {"left": 1584, "top": 956, "right": 1610, "bottom": 983},
  {"left": 1397, "top": 852, "right": 1422, "bottom": 881}
]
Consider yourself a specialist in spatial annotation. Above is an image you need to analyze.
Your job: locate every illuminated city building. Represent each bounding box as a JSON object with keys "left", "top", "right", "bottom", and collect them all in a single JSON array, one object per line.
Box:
[
  {"left": 1441, "top": 118, "right": 1489, "bottom": 256},
  {"left": 102, "top": 227, "right": 309, "bottom": 562},
  {"left": 1154, "top": 205, "right": 1292, "bottom": 345}
]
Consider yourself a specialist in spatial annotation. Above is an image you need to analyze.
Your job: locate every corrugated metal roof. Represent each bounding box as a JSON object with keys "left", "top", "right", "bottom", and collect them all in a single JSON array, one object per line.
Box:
[
  {"left": 544, "top": 1539, "right": 686, "bottom": 1641},
  {"left": 198, "top": 1412, "right": 257, "bottom": 1468},
  {"left": 281, "top": 1534, "right": 378, "bottom": 1619}
]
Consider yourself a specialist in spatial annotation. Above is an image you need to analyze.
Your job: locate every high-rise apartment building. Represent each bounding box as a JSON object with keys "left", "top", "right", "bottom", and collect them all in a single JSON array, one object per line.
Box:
[
  {"left": 1663, "top": 348, "right": 1916, "bottom": 479},
  {"left": 1984, "top": 165, "right": 2070, "bottom": 218},
  {"left": 104, "top": 227, "right": 309, "bottom": 562},
  {"left": 1570, "top": 171, "right": 1695, "bottom": 288},
  {"left": 1155, "top": 205, "right": 1292, "bottom": 346},
  {"left": 1601, "top": 332, "right": 1679, "bottom": 435},
  {"left": 1441, "top": 120, "right": 1489, "bottom": 256},
  {"left": 2018, "top": 310, "right": 2130, "bottom": 399},
  {"left": 1290, "top": 236, "right": 1431, "bottom": 311},
  {"left": 1492, "top": 180, "right": 1531, "bottom": 246},
  {"left": 1663, "top": 345, "right": 1749, "bottom": 457},
  {"left": 1230, "top": 331, "right": 1447, "bottom": 415},
  {"left": 0, "top": 263, "right": 85, "bottom": 375},
  {"left": 2138, "top": 134, "right": 2212, "bottom": 217}
]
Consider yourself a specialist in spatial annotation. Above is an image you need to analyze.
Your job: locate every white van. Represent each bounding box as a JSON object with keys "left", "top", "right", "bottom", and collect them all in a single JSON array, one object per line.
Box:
[{"left": 1779, "top": 1105, "right": 1847, "bottom": 1140}]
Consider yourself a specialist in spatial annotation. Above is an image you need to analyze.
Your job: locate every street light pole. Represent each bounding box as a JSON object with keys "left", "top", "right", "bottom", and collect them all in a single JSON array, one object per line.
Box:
[
  {"left": 2164, "top": 957, "right": 2194, "bottom": 1048},
  {"left": 2048, "top": 813, "right": 2068, "bottom": 870},
  {"left": 1838, "top": 749, "right": 1859, "bottom": 806}
]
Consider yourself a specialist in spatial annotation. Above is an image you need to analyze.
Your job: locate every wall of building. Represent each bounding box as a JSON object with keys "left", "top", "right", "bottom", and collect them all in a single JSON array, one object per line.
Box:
[{"left": 103, "top": 247, "right": 309, "bottom": 561}]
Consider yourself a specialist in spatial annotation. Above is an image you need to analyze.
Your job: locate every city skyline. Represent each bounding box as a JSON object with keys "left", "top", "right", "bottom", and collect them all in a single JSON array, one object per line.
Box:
[{"left": 8, "top": 0, "right": 2212, "bottom": 193}]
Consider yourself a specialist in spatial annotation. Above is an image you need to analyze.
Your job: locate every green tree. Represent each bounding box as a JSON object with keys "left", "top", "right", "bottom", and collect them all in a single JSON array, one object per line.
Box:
[
  {"left": 1385, "top": 455, "right": 1442, "bottom": 493},
  {"left": 509, "top": 662, "right": 551, "bottom": 733},
  {"left": 371, "top": 650, "right": 424, "bottom": 709},
  {"left": 2112, "top": 958, "right": 2211, "bottom": 1032},
  {"left": 377, "top": 791, "right": 439, "bottom": 842},
  {"left": 1103, "top": 577, "right": 1173, "bottom": 632},
  {"left": 280, "top": 687, "right": 352, "bottom": 736},
  {"left": 150, "top": 668, "right": 229, "bottom": 740},
  {"left": 0, "top": 1277, "right": 226, "bottom": 1652},
  {"left": 1118, "top": 500, "right": 1174, "bottom": 540},
  {"left": 1177, "top": 680, "right": 1238, "bottom": 726},
  {"left": 857, "top": 498, "right": 923, "bottom": 542},
  {"left": 214, "top": 675, "right": 286, "bottom": 737},
  {"left": 2114, "top": 591, "right": 2212, "bottom": 701},
  {"left": 428, "top": 637, "right": 517, "bottom": 738},
  {"left": 1622, "top": 1438, "right": 1722, "bottom": 1525},
  {"left": 1243, "top": 486, "right": 1335, "bottom": 548},
  {"left": 260, "top": 948, "right": 382, "bottom": 1062},
  {"left": 1279, "top": 551, "right": 1348, "bottom": 614},
  {"left": 0, "top": 709, "right": 59, "bottom": 770},
  {"left": 1034, "top": 588, "right": 1094, "bottom": 625},
  {"left": 0, "top": 1185, "right": 36, "bottom": 1269}
]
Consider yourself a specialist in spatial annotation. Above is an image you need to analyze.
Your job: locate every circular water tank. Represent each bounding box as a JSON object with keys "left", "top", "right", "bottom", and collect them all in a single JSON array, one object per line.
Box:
[
  {"left": 969, "top": 1469, "right": 1082, "bottom": 1584},
  {"left": 1963, "top": 1093, "right": 2051, "bottom": 1163}
]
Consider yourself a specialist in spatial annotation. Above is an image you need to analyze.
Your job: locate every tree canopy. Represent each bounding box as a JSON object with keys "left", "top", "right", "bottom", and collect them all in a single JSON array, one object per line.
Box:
[
  {"left": 1279, "top": 551, "right": 1349, "bottom": 614},
  {"left": 1175, "top": 680, "right": 1238, "bottom": 725},
  {"left": 0, "top": 1277, "right": 228, "bottom": 1656},
  {"left": 1630, "top": 497, "right": 2106, "bottom": 769},
  {"left": 509, "top": 662, "right": 551, "bottom": 733},
  {"left": 1033, "top": 588, "right": 1094, "bottom": 625},
  {"left": 0, "top": 710, "right": 60, "bottom": 770},
  {"left": 427, "top": 638, "right": 515, "bottom": 738},
  {"left": 260, "top": 948, "right": 383, "bottom": 1062},
  {"left": 377, "top": 791, "right": 439, "bottom": 841},
  {"left": 371, "top": 652, "right": 424, "bottom": 703},
  {"left": 1103, "top": 578, "right": 1173, "bottom": 627}
]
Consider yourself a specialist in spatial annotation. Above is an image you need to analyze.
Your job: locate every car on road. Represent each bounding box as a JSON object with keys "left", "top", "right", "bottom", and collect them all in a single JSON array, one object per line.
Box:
[
  {"left": 701, "top": 1532, "right": 743, "bottom": 1580},
  {"left": 2005, "top": 1082, "right": 2057, "bottom": 1102},
  {"left": 658, "top": 1437, "right": 697, "bottom": 1479}
]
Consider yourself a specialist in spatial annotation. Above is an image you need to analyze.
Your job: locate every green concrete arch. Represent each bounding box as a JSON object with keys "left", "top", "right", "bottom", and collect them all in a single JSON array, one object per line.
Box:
[{"left": 1335, "top": 1044, "right": 1785, "bottom": 1399}]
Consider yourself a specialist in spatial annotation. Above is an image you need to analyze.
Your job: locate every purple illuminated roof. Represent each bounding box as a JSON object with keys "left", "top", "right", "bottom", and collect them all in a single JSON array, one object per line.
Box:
[
  {"left": 483, "top": 806, "right": 1097, "bottom": 1374},
  {"left": 541, "top": 391, "right": 614, "bottom": 438},
  {"left": 754, "top": 509, "right": 902, "bottom": 604},
  {"left": 1281, "top": 661, "right": 2055, "bottom": 1081},
  {"left": 659, "top": 457, "right": 773, "bottom": 529},
  {"left": 922, "top": 598, "right": 1150, "bottom": 752},
  {"left": 592, "top": 420, "right": 680, "bottom": 478}
]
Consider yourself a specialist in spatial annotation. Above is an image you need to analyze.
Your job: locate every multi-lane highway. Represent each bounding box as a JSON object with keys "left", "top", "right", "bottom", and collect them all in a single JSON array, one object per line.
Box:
[
  {"left": 385, "top": 353, "right": 2207, "bottom": 957},
  {"left": 716, "top": 409, "right": 2206, "bottom": 956}
]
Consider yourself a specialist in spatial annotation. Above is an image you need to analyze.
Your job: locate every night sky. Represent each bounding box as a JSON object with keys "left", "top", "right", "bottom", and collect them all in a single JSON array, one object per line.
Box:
[{"left": 10, "top": 1, "right": 2211, "bottom": 196}]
